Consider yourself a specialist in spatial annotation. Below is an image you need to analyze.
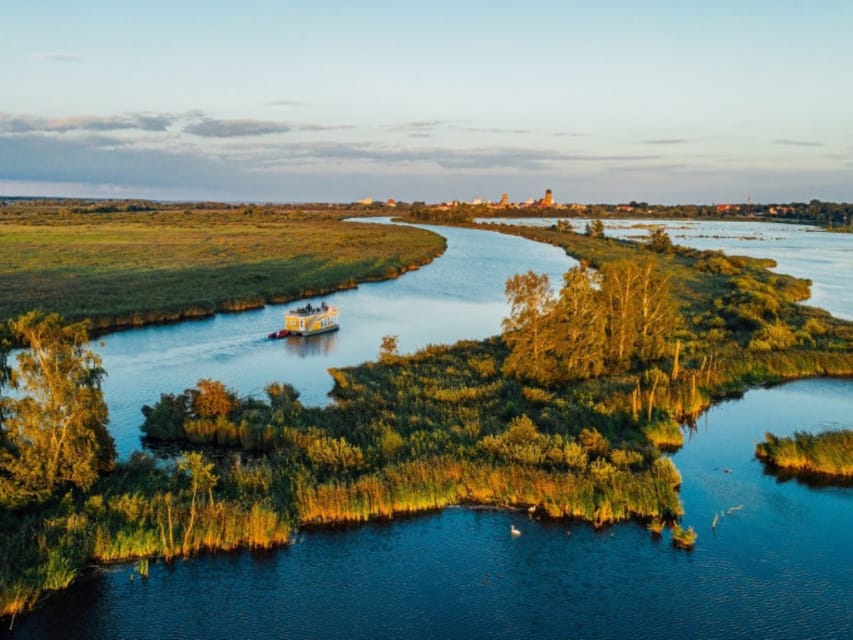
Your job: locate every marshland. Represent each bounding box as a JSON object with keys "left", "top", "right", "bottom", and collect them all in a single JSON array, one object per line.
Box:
[{"left": 1, "top": 205, "right": 852, "bottom": 639}]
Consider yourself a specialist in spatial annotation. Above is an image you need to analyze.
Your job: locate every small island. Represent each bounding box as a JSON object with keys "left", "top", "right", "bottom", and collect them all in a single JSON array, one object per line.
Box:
[{"left": 755, "top": 430, "right": 853, "bottom": 479}]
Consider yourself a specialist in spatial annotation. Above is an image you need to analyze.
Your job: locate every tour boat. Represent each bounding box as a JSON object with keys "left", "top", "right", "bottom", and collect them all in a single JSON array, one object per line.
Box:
[{"left": 284, "top": 301, "right": 339, "bottom": 336}]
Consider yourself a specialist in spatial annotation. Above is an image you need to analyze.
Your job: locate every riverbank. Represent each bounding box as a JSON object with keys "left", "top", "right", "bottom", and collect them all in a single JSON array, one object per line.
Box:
[
  {"left": 0, "top": 207, "right": 445, "bottom": 337},
  {"left": 3, "top": 219, "right": 853, "bottom": 620}
]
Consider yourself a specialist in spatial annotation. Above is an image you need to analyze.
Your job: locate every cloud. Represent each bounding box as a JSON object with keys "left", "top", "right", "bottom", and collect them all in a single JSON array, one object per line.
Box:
[
  {"left": 0, "top": 112, "right": 174, "bottom": 134},
  {"left": 774, "top": 139, "right": 824, "bottom": 147},
  {"left": 642, "top": 139, "right": 688, "bottom": 145},
  {"left": 265, "top": 99, "right": 307, "bottom": 107},
  {"left": 248, "top": 141, "right": 661, "bottom": 172},
  {"left": 31, "top": 51, "right": 82, "bottom": 62},
  {"left": 297, "top": 124, "right": 356, "bottom": 132},
  {"left": 386, "top": 120, "right": 450, "bottom": 133},
  {"left": 2, "top": 131, "right": 851, "bottom": 204},
  {"left": 0, "top": 133, "right": 258, "bottom": 192},
  {"left": 455, "top": 127, "right": 530, "bottom": 135},
  {"left": 184, "top": 118, "right": 292, "bottom": 137},
  {"left": 47, "top": 114, "right": 173, "bottom": 132}
]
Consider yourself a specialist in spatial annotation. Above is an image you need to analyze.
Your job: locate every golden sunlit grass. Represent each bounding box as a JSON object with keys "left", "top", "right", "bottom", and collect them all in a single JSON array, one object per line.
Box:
[
  {"left": 756, "top": 429, "right": 853, "bottom": 478},
  {"left": 0, "top": 206, "right": 445, "bottom": 332}
]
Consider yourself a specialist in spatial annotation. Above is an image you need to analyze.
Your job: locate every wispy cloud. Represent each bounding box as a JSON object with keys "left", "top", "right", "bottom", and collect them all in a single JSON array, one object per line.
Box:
[
  {"left": 297, "top": 123, "right": 356, "bottom": 132},
  {"left": 642, "top": 138, "right": 688, "bottom": 145},
  {"left": 455, "top": 126, "right": 530, "bottom": 135},
  {"left": 184, "top": 118, "right": 292, "bottom": 137},
  {"left": 265, "top": 99, "right": 307, "bottom": 107},
  {"left": 31, "top": 51, "right": 83, "bottom": 62},
  {"left": 48, "top": 115, "right": 173, "bottom": 132},
  {"left": 386, "top": 120, "right": 451, "bottom": 133},
  {"left": 247, "top": 141, "right": 661, "bottom": 172},
  {"left": 774, "top": 139, "right": 824, "bottom": 147},
  {"left": 0, "top": 113, "right": 175, "bottom": 134}
]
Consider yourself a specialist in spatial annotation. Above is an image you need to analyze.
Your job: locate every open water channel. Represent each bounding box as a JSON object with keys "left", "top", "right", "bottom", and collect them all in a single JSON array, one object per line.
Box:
[{"left": 8, "top": 219, "right": 852, "bottom": 639}]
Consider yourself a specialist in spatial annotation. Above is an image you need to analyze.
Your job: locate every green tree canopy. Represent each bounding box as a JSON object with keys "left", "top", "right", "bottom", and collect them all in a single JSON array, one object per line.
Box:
[
  {"left": 0, "top": 312, "right": 116, "bottom": 506},
  {"left": 502, "top": 258, "right": 680, "bottom": 387},
  {"left": 501, "top": 271, "right": 557, "bottom": 384}
]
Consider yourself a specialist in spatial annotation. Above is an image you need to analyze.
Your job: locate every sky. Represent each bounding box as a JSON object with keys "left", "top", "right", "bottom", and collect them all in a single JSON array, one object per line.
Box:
[{"left": 1, "top": 0, "right": 852, "bottom": 204}]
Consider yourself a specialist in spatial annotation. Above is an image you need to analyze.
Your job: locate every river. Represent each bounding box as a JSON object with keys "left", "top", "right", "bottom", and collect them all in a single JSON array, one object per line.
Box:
[{"left": 7, "top": 219, "right": 852, "bottom": 639}]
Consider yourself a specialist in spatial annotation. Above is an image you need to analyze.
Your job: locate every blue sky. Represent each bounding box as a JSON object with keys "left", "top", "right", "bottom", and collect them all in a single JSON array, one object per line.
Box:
[{"left": 1, "top": 1, "right": 851, "bottom": 203}]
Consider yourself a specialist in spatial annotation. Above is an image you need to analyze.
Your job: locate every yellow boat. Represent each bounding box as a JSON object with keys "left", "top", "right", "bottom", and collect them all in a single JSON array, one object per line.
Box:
[{"left": 284, "top": 302, "right": 339, "bottom": 336}]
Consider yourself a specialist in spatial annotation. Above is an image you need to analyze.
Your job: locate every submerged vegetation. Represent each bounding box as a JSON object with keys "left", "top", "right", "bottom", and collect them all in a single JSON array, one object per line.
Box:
[
  {"left": 755, "top": 429, "right": 853, "bottom": 478},
  {"left": 2, "top": 214, "right": 853, "bottom": 619}
]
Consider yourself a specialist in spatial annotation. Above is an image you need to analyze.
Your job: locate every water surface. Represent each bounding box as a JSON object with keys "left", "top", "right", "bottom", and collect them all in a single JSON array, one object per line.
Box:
[
  {"left": 480, "top": 217, "right": 853, "bottom": 320},
  {"left": 7, "top": 219, "right": 853, "bottom": 639},
  {"left": 98, "top": 220, "right": 573, "bottom": 456}
]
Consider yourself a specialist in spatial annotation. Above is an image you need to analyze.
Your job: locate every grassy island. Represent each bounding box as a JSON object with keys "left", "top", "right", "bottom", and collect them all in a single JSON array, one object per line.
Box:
[
  {"left": 0, "top": 203, "right": 445, "bottom": 334},
  {"left": 3, "top": 213, "right": 853, "bottom": 619},
  {"left": 755, "top": 430, "right": 853, "bottom": 478}
]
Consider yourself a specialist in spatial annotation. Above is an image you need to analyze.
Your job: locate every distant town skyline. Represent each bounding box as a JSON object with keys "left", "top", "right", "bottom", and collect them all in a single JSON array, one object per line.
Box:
[{"left": 2, "top": 1, "right": 852, "bottom": 203}]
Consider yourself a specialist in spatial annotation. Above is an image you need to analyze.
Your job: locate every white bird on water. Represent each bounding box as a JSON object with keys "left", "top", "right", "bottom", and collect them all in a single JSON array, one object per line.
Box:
[{"left": 510, "top": 524, "right": 521, "bottom": 537}]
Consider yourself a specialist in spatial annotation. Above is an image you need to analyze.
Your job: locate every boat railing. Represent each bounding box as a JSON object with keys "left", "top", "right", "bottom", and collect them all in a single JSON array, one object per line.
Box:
[{"left": 288, "top": 302, "right": 333, "bottom": 316}]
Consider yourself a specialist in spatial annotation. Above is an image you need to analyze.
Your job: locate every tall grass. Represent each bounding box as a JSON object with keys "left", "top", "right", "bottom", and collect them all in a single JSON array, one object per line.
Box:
[{"left": 756, "top": 430, "right": 853, "bottom": 478}]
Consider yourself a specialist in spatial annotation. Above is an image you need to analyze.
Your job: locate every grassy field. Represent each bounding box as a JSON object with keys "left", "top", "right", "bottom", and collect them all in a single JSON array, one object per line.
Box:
[{"left": 0, "top": 203, "right": 445, "bottom": 333}]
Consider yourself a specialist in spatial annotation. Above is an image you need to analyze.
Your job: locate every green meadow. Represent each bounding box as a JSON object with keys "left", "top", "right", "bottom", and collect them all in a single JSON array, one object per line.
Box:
[{"left": 0, "top": 204, "right": 445, "bottom": 333}]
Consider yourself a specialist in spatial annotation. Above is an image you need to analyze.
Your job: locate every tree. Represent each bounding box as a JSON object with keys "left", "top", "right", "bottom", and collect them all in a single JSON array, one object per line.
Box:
[
  {"left": 600, "top": 260, "right": 642, "bottom": 369},
  {"left": 191, "top": 378, "right": 238, "bottom": 419},
  {"left": 555, "top": 219, "right": 574, "bottom": 233},
  {"left": 502, "top": 271, "right": 557, "bottom": 384},
  {"left": 0, "top": 312, "right": 116, "bottom": 505},
  {"left": 379, "top": 335, "right": 399, "bottom": 362},
  {"left": 548, "top": 265, "right": 606, "bottom": 381},
  {"left": 178, "top": 450, "right": 218, "bottom": 553},
  {"left": 600, "top": 258, "right": 679, "bottom": 366},
  {"left": 647, "top": 227, "right": 673, "bottom": 253},
  {"left": 585, "top": 218, "right": 605, "bottom": 238}
]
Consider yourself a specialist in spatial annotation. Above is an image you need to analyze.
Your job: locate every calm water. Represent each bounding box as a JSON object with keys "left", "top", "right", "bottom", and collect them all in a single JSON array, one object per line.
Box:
[
  {"left": 7, "top": 220, "right": 853, "bottom": 639},
  {"left": 480, "top": 217, "right": 853, "bottom": 321},
  {"left": 98, "top": 220, "right": 574, "bottom": 457}
]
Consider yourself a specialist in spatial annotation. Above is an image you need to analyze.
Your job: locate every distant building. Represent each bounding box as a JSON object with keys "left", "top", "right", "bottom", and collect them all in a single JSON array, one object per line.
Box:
[
  {"left": 386, "top": 199, "right": 397, "bottom": 208},
  {"left": 716, "top": 204, "right": 741, "bottom": 214},
  {"left": 357, "top": 197, "right": 373, "bottom": 206},
  {"left": 499, "top": 192, "right": 509, "bottom": 208},
  {"left": 534, "top": 189, "right": 554, "bottom": 208},
  {"left": 768, "top": 206, "right": 795, "bottom": 215}
]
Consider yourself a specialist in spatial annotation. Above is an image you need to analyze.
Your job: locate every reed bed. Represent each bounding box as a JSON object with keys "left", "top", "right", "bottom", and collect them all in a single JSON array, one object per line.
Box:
[{"left": 755, "top": 429, "right": 853, "bottom": 478}]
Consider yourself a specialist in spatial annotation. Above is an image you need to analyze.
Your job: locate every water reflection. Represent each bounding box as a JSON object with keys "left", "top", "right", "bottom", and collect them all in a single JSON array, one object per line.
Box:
[{"left": 281, "top": 330, "right": 340, "bottom": 358}]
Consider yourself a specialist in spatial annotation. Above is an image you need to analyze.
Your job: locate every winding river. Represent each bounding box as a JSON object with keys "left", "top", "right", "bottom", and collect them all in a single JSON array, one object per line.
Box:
[{"left": 7, "top": 219, "right": 852, "bottom": 639}]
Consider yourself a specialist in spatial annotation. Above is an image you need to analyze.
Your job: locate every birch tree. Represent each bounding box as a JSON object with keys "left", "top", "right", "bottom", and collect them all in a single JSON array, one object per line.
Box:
[
  {"left": 549, "top": 265, "right": 606, "bottom": 381},
  {"left": 502, "top": 271, "right": 557, "bottom": 385},
  {"left": 0, "top": 312, "right": 116, "bottom": 505}
]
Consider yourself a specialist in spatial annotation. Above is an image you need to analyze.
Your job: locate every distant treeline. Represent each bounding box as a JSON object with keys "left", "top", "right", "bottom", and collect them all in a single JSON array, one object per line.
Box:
[{"left": 3, "top": 197, "right": 852, "bottom": 230}]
